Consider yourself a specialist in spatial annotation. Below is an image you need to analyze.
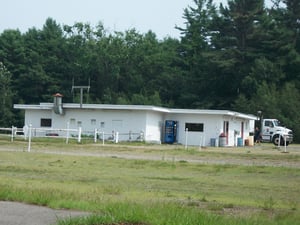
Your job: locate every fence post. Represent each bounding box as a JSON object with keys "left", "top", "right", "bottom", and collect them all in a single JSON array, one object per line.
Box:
[
  {"left": 284, "top": 135, "right": 287, "bottom": 153},
  {"left": 115, "top": 132, "right": 119, "bottom": 143},
  {"left": 129, "top": 130, "right": 132, "bottom": 142},
  {"left": 23, "top": 125, "right": 28, "bottom": 140},
  {"left": 11, "top": 126, "right": 14, "bottom": 142},
  {"left": 102, "top": 131, "right": 105, "bottom": 146},
  {"left": 28, "top": 124, "right": 32, "bottom": 152},
  {"left": 66, "top": 122, "right": 70, "bottom": 144},
  {"left": 185, "top": 128, "right": 188, "bottom": 149},
  {"left": 94, "top": 128, "right": 97, "bottom": 143},
  {"left": 140, "top": 131, "right": 144, "bottom": 142},
  {"left": 78, "top": 127, "right": 82, "bottom": 143},
  {"left": 199, "top": 134, "right": 202, "bottom": 150}
]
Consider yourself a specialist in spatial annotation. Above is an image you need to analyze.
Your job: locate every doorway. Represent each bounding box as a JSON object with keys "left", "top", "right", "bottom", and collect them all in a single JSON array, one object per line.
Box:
[{"left": 223, "top": 121, "right": 229, "bottom": 145}]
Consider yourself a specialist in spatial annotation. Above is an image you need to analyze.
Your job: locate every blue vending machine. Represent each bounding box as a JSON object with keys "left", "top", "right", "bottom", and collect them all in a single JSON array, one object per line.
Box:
[{"left": 164, "top": 120, "right": 177, "bottom": 144}]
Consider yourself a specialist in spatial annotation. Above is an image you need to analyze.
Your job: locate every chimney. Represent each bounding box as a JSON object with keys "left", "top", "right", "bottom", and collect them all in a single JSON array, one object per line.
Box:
[{"left": 53, "top": 93, "right": 64, "bottom": 115}]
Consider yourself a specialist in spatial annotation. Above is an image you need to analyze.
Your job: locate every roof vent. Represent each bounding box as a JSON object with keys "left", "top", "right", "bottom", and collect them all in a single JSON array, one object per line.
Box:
[{"left": 53, "top": 93, "right": 64, "bottom": 115}]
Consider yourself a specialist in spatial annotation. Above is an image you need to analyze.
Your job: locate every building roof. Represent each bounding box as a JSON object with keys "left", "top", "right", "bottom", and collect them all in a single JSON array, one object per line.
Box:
[
  {"left": 169, "top": 108, "right": 256, "bottom": 120},
  {"left": 14, "top": 103, "right": 257, "bottom": 120},
  {"left": 14, "top": 103, "right": 170, "bottom": 113}
]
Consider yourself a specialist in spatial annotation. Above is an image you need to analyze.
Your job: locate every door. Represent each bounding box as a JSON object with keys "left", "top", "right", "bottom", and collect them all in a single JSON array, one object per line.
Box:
[
  {"left": 261, "top": 120, "right": 274, "bottom": 142},
  {"left": 223, "top": 121, "right": 229, "bottom": 145},
  {"left": 241, "top": 122, "right": 244, "bottom": 139}
]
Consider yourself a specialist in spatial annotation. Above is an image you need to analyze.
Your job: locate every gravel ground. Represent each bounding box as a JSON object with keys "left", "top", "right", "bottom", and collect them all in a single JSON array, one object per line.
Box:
[{"left": 0, "top": 201, "right": 90, "bottom": 225}]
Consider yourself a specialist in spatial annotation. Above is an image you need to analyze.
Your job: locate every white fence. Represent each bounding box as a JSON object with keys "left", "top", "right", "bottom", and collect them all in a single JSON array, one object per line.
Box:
[
  {"left": 0, "top": 126, "right": 145, "bottom": 151},
  {"left": 0, "top": 126, "right": 22, "bottom": 142}
]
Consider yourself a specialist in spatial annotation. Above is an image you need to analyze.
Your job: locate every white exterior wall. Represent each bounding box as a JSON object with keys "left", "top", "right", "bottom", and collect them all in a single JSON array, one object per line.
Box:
[
  {"left": 24, "top": 109, "right": 52, "bottom": 128},
  {"left": 52, "top": 109, "right": 152, "bottom": 141},
  {"left": 165, "top": 114, "right": 252, "bottom": 146},
  {"left": 166, "top": 114, "right": 223, "bottom": 146},
  {"left": 22, "top": 107, "right": 163, "bottom": 142},
  {"left": 222, "top": 116, "right": 251, "bottom": 146},
  {"left": 145, "top": 111, "right": 164, "bottom": 143}
]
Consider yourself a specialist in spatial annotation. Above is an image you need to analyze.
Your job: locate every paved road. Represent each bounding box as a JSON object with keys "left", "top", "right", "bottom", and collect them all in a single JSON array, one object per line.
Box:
[{"left": 0, "top": 201, "right": 90, "bottom": 225}]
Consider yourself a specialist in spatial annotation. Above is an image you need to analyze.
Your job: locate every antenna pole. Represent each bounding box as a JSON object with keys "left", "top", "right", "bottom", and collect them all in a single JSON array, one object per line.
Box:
[{"left": 71, "top": 78, "right": 91, "bottom": 108}]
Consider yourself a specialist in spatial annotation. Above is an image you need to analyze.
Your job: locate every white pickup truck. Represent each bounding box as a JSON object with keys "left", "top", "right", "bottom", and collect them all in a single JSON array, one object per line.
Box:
[{"left": 260, "top": 119, "right": 293, "bottom": 146}]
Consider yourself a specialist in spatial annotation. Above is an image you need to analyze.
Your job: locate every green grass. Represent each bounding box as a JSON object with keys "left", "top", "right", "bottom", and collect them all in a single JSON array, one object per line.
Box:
[{"left": 0, "top": 140, "right": 299, "bottom": 225}]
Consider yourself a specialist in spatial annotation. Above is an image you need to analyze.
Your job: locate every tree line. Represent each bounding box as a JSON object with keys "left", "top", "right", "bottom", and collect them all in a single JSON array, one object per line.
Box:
[{"left": 0, "top": 0, "right": 299, "bottom": 142}]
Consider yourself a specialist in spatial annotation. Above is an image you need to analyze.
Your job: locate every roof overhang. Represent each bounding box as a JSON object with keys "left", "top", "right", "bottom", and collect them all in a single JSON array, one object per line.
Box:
[
  {"left": 59, "top": 104, "right": 170, "bottom": 113},
  {"left": 169, "top": 109, "right": 256, "bottom": 120},
  {"left": 14, "top": 103, "right": 256, "bottom": 120},
  {"left": 14, "top": 103, "right": 170, "bottom": 113},
  {"left": 14, "top": 103, "right": 53, "bottom": 110}
]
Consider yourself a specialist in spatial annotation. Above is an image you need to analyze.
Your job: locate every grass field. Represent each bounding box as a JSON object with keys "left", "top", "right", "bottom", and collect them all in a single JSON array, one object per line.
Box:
[{"left": 0, "top": 139, "right": 299, "bottom": 225}]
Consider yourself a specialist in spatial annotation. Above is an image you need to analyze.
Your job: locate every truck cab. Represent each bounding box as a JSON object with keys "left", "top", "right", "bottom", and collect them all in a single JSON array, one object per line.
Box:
[{"left": 261, "top": 119, "right": 293, "bottom": 146}]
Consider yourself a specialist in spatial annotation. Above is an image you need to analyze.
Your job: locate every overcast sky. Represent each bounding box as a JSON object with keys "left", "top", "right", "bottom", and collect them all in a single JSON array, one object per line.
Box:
[{"left": 1, "top": 0, "right": 272, "bottom": 40}]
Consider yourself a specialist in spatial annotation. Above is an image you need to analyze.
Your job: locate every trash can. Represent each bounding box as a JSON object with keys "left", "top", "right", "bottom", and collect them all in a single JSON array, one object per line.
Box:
[
  {"left": 210, "top": 138, "right": 216, "bottom": 147},
  {"left": 248, "top": 136, "right": 254, "bottom": 146},
  {"left": 237, "top": 137, "right": 243, "bottom": 147},
  {"left": 219, "top": 137, "right": 226, "bottom": 147},
  {"left": 245, "top": 139, "right": 249, "bottom": 146}
]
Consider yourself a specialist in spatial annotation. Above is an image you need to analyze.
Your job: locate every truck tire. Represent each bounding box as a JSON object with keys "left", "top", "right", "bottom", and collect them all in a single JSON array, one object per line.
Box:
[
  {"left": 272, "top": 135, "right": 289, "bottom": 146},
  {"left": 272, "top": 135, "right": 280, "bottom": 145}
]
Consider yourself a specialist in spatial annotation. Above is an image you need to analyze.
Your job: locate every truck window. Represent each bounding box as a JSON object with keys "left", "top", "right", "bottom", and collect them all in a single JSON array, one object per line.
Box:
[
  {"left": 264, "top": 121, "right": 274, "bottom": 127},
  {"left": 265, "top": 121, "right": 270, "bottom": 127},
  {"left": 274, "top": 120, "right": 280, "bottom": 126}
]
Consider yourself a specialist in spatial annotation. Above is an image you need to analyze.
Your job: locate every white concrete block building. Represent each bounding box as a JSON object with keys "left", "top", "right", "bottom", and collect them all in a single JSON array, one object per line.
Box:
[{"left": 14, "top": 94, "right": 256, "bottom": 147}]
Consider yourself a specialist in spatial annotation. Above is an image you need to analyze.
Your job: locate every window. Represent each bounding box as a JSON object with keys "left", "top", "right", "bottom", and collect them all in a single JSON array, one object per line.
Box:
[
  {"left": 185, "top": 123, "right": 204, "bottom": 132},
  {"left": 77, "top": 121, "right": 82, "bottom": 127},
  {"left": 264, "top": 121, "right": 274, "bottom": 127},
  {"left": 100, "top": 122, "right": 105, "bottom": 128},
  {"left": 70, "top": 118, "right": 76, "bottom": 125},
  {"left": 91, "top": 119, "right": 96, "bottom": 125},
  {"left": 40, "top": 118, "right": 52, "bottom": 127}
]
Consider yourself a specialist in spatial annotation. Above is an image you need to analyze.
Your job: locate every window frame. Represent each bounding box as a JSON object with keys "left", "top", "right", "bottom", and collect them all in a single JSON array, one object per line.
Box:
[
  {"left": 40, "top": 118, "right": 52, "bottom": 127},
  {"left": 185, "top": 123, "right": 204, "bottom": 132}
]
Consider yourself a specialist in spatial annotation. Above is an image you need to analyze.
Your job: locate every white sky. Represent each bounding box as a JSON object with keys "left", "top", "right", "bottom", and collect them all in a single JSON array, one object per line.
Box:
[
  {"left": 0, "top": 0, "right": 224, "bottom": 39},
  {"left": 0, "top": 0, "right": 272, "bottom": 40}
]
